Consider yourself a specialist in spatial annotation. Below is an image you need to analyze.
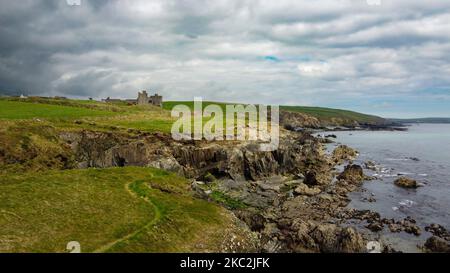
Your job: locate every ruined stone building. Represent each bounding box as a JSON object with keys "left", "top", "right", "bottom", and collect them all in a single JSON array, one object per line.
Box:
[
  {"left": 103, "top": 91, "right": 163, "bottom": 107},
  {"left": 137, "top": 91, "right": 163, "bottom": 107}
]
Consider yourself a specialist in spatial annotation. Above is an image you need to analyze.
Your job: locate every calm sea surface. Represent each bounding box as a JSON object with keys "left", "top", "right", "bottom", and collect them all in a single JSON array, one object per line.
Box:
[{"left": 321, "top": 124, "right": 450, "bottom": 252}]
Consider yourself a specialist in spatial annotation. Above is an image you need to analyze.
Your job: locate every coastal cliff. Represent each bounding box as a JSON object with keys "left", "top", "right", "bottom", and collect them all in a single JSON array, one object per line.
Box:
[
  {"left": 1, "top": 98, "right": 447, "bottom": 253},
  {"left": 0, "top": 117, "right": 369, "bottom": 252},
  {"left": 64, "top": 131, "right": 369, "bottom": 252}
]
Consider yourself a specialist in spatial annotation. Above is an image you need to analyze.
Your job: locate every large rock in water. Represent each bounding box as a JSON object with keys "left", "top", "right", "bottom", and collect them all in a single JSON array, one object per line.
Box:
[
  {"left": 424, "top": 236, "right": 450, "bottom": 253},
  {"left": 332, "top": 145, "right": 358, "bottom": 164},
  {"left": 394, "top": 177, "right": 419, "bottom": 189},
  {"left": 337, "top": 164, "right": 365, "bottom": 182}
]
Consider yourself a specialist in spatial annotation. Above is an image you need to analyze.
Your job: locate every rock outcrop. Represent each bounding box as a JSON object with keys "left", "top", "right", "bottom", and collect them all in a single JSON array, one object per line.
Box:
[
  {"left": 394, "top": 177, "right": 419, "bottom": 189},
  {"left": 332, "top": 145, "right": 358, "bottom": 164},
  {"left": 62, "top": 130, "right": 326, "bottom": 182},
  {"left": 337, "top": 164, "right": 365, "bottom": 182},
  {"left": 280, "top": 111, "right": 321, "bottom": 130},
  {"left": 424, "top": 236, "right": 450, "bottom": 253},
  {"left": 423, "top": 223, "right": 450, "bottom": 252},
  {"left": 58, "top": 129, "right": 374, "bottom": 253},
  {"left": 425, "top": 224, "right": 450, "bottom": 241},
  {"left": 294, "top": 183, "right": 321, "bottom": 196}
]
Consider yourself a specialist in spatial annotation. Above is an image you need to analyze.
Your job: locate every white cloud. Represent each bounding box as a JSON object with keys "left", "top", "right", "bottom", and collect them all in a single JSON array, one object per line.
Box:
[
  {"left": 297, "top": 62, "right": 330, "bottom": 76},
  {"left": 0, "top": 0, "right": 450, "bottom": 116}
]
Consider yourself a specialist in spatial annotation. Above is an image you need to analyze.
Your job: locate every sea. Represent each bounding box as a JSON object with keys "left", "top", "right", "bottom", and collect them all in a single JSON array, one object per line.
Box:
[{"left": 320, "top": 123, "right": 450, "bottom": 252}]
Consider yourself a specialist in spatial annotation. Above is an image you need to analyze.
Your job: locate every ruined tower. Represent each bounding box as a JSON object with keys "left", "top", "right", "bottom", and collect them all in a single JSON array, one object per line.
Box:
[
  {"left": 136, "top": 90, "right": 163, "bottom": 107},
  {"left": 149, "top": 93, "right": 163, "bottom": 107},
  {"left": 137, "top": 90, "right": 149, "bottom": 105}
]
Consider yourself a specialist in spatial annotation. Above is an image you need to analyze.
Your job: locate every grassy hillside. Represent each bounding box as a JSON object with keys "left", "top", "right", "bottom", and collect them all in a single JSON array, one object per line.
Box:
[
  {"left": 0, "top": 97, "right": 175, "bottom": 134},
  {"left": 0, "top": 97, "right": 383, "bottom": 134},
  {"left": 0, "top": 167, "right": 253, "bottom": 253},
  {"left": 163, "top": 100, "right": 229, "bottom": 111},
  {"left": 0, "top": 100, "right": 114, "bottom": 120},
  {"left": 164, "top": 101, "right": 385, "bottom": 125},
  {"left": 280, "top": 105, "right": 385, "bottom": 125}
]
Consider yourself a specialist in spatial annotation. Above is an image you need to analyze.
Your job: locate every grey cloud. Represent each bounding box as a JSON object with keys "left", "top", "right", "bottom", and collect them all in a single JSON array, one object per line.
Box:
[{"left": 0, "top": 0, "right": 449, "bottom": 117}]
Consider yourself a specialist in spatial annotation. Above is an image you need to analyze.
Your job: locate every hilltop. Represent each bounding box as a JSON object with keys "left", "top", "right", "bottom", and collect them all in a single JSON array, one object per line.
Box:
[
  {"left": 163, "top": 100, "right": 387, "bottom": 128},
  {"left": 0, "top": 97, "right": 388, "bottom": 132},
  {"left": 280, "top": 105, "right": 386, "bottom": 127}
]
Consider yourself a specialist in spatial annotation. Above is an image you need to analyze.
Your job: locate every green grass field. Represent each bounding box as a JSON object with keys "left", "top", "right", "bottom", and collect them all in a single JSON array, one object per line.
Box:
[
  {"left": 280, "top": 105, "right": 384, "bottom": 124},
  {"left": 163, "top": 101, "right": 237, "bottom": 112},
  {"left": 0, "top": 167, "right": 249, "bottom": 253},
  {"left": 164, "top": 101, "right": 384, "bottom": 125},
  {"left": 0, "top": 97, "right": 175, "bottom": 134},
  {"left": 0, "top": 100, "right": 114, "bottom": 120},
  {"left": 0, "top": 98, "right": 383, "bottom": 135}
]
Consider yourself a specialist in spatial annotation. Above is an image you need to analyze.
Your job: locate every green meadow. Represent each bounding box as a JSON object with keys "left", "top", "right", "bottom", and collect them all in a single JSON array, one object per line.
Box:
[
  {"left": 0, "top": 97, "right": 383, "bottom": 133},
  {"left": 280, "top": 105, "right": 384, "bottom": 124},
  {"left": 164, "top": 101, "right": 384, "bottom": 125},
  {"left": 0, "top": 100, "right": 114, "bottom": 120},
  {"left": 0, "top": 97, "right": 175, "bottom": 134},
  {"left": 0, "top": 167, "right": 241, "bottom": 253}
]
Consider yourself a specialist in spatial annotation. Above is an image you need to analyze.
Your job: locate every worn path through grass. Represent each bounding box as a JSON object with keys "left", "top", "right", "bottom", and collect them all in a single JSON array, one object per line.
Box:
[
  {"left": 0, "top": 167, "right": 248, "bottom": 253},
  {"left": 94, "top": 178, "right": 162, "bottom": 253}
]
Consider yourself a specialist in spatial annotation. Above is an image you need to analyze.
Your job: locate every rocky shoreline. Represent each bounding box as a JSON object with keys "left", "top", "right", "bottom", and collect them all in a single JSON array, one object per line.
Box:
[
  {"left": 280, "top": 109, "right": 408, "bottom": 133},
  {"left": 55, "top": 125, "right": 450, "bottom": 253}
]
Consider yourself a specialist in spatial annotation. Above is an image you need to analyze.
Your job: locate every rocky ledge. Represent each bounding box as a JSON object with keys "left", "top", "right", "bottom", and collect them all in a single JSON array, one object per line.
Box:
[{"left": 58, "top": 128, "right": 448, "bottom": 253}]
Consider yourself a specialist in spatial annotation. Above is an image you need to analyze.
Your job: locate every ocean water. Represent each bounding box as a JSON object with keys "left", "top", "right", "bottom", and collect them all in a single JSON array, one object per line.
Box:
[{"left": 322, "top": 124, "right": 450, "bottom": 252}]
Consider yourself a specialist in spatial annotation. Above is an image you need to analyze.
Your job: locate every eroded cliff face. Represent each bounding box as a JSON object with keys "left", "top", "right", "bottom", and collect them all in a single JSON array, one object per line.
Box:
[
  {"left": 279, "top": 110, "right": 385, "bottom": 129},
  {"left": 0, "top": 124, "right": 371, "bottom": 253},
  {"left": 56, "top": 129, "right": 371, "bottom": 253},
  {"left": 60, "top": 130, "right": 328, "bottom": 183},
  {"left": 60, "top": 131, "right": 177, "bottom": 170},
  {"left": 280, "top": 111, "right": 321, "bottom": 129}
]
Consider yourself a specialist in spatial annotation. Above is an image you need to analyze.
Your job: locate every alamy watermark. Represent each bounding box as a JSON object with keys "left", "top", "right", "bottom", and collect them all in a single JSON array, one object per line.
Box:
[{"left": 170, "top": 98, "right": 280, "bottom": 152}]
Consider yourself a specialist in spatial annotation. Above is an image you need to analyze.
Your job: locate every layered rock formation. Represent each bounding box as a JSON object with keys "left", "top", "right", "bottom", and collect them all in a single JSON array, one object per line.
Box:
[
  {"left": 61, "top": 130, "right": 325, "bottom": 182},
  {"left": 57, "top": 129, "right": 373, "bottom": 252},
  {"left": 56, "top": 126, "right": 448, "bottom": 253}
]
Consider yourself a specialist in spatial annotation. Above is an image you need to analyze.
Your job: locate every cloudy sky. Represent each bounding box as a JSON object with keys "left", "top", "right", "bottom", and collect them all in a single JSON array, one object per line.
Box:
[{"left": 1, "top": 0, "right": 450, "bottom": 118}]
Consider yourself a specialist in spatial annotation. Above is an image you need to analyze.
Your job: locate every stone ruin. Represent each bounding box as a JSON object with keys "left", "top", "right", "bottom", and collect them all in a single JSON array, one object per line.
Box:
[
  {"left": 104, "top": 91, "right": 163, "bottom": 107},
  {"left": 137, "top": 91, "right": 163, "bottom": 107}
]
